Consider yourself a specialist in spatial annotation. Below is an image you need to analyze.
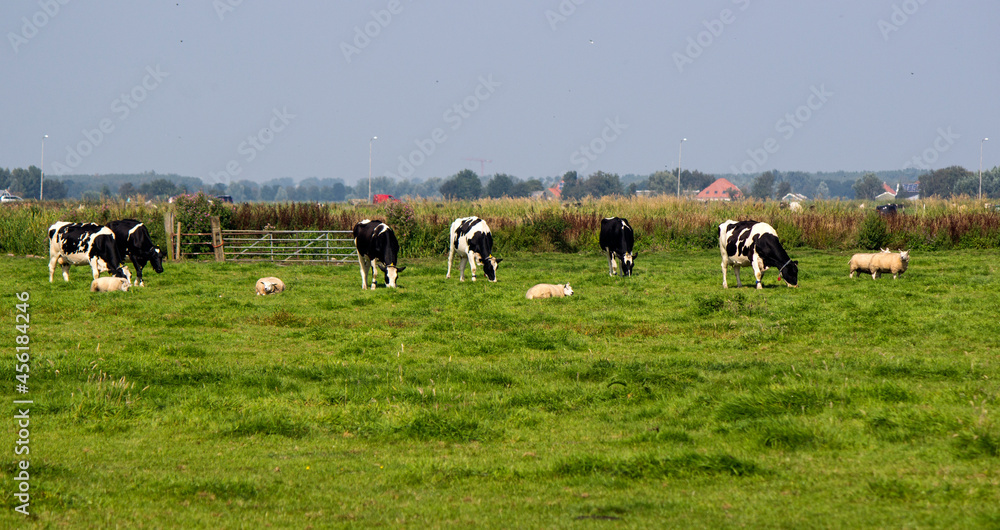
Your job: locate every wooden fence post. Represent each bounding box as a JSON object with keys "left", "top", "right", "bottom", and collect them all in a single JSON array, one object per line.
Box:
[
  {"left": 164, "top": 212, "right": 175, "bottom": 261},
  {"left": 211, "top": 216, "right": 224, "bottom": 262},
  {"left": 176, "top": 221, "right": 182, "bottom": 261}
]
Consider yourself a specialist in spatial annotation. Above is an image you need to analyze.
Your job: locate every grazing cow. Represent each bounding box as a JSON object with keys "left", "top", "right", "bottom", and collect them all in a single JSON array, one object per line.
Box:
[
  {"left": 719, "top": 219, "right": 798, "bottom": 289},
  {"left": 91, "top": 276, "right": 130, "bottom": 293},
  {"left": 106, "top": 219, "right": 164, "bottom": 287},
  {"left": 353, "top": 219, "right": 406, "bottom": 289},
  {"left": 255, "top": 277, "right": 285, "bottom": 295},
  {"left": 48, "top": 221, "right": 131, "bottom": 283},
  {"left": 599, "top": 217, "right": 636, "bottom": 277},
  {"left": 525, "top": 283, "right": 574, "bottom": 300},
  {"left": 447, "top": 216, "right": 502, "bottom": 282}
]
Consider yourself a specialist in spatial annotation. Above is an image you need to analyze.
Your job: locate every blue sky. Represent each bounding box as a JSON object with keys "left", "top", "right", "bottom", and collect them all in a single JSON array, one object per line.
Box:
[{"left": 2, "top": 1, "right": 997, "bottom": 185}]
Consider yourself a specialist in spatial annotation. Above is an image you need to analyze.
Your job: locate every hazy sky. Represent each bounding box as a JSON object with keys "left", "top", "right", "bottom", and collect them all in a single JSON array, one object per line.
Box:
[{"left": 3, "top": 1, "right": 997, "bottom": 185}]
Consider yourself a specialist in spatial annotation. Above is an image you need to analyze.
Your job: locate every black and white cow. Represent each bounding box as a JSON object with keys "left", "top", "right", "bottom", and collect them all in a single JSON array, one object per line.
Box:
[
  {"left": 446, "top": 216, "right": 502, "bottom": 282},
  {"left": 719, "top": 219, "right": 798, "bottom": 289},
  {"left": 599, "top": 217, "right": 636, "bottom": 277},
  {"left": 353, "top": 219, "right": 406, "bottom": 289},
  {"left": 106, "top": 219, "right": 164, "bottom": 287},
  {"left": 48, "top": 221, "right": 131, "bottom": 283}
]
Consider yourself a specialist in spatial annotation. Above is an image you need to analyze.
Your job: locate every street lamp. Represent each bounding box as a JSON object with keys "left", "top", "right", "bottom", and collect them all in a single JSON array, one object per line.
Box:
[
  {"left": 40, "top": 135, "right": 48, "bottom": 201},
  {"left": 980, "top": 137, "right": 989, "bottom": 200},
  {"left": 676, "top": 138, "right": 687, "bottom": 198},
  {"left": 368, "top": 136, "right": 378, "bottom": 203}
]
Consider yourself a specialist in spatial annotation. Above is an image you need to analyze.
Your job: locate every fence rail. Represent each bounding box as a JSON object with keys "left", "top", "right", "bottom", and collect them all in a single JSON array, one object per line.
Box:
[{"left": 165, "top": 214, "right": 355, "bottom": 264}]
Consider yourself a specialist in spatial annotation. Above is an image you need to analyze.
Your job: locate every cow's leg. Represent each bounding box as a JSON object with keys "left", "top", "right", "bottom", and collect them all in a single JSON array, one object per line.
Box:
[
  {"left": 48, "top": 255, "right": 57, "bottom": 283},
  {"left": 61, "top": 262, "right": 71, "bottom": 282},
  {"left": 468, "top": 253, "right": 478, "bottom": 282},
  {"left": 458, "top": 255, "right": 468, "bottom": 282},
  {"left": 358, "top": 254, "right": 369, "bottom": 290},
  {"left": 132, "top": 256, "right": 144, "bottom": 287},
  {"left": 752, "top": 262, "right": 763, "bottom": 289},
  {"left": 370, "top": 261, "right": 378, "bottom": 290},
  {"left": 607, "top": 251, "right": 616, "bottom": 276},
  {"left": 446, "top": 242, "right": 455, "bottom": 279},
  {"left": 734, "top": 265, "right": 743, "bottom": 288},
  {"left": 721, "top": 259, "right": 728, "bottom": 288}
]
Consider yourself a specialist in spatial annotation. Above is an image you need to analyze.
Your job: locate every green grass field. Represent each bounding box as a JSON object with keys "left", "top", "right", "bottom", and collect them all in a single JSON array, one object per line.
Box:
[{"left": 3, "top": 249, "right": 999, "bottom": 528}]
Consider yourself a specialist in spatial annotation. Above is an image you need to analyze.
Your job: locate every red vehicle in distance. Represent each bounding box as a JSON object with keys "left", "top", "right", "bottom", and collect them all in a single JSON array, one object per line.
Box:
[{"left": 373, "top": 194, "right": 399, "bottom": 204}]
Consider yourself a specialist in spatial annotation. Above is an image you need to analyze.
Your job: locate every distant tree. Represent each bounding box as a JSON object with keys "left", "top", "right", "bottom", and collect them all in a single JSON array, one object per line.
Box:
[
  {"left": 726, "top": 187, "right": 742, "bottom": 201},
  {"left": 681, "top": 169, "right": 715, "bottom": 193},
  {"left": 119, "top": 182, "right": 137, "bottom": 197},
  {"left": 852, "top": 173, "right": 884, "bottom": 200},
  {"left": 9, "top": 166, "right": 41, "bottom": 199},
  {"left": 560, "top": 171, "right": 582, "bottom": 200},
  {"left": 920, "top": 166, "right": 973, "bottom": 198},
  {"left": 580, "top": 171, "right": 624, "bottom": 197},
  {"left": 485, "top": 173, "right": 516, "bottom": 198},
  {"left": 43, "top": 179, "right": 67, "bottom": 200},
  {"left": 273, "top": 186, "right": 290, "bottom": 202},
  {"left": 815, "top": 181, "right": 830, "bottom": 200},
  {"left": 644, "top": 170, "right": 674, "bottom": 194},
  {"left": 100, "top": 184, "right": 112, "bottom": 198},
  {"left": 439, "top": 169, "right": 481, "bottom": 200},
  {"left": 0, "top": 167, "right": 10, "bottom": 189},
  {"left": 775, "top": 181, "right": 792, "bottom": 199},
  {"left": 139, "top": 178, "right": 181, "bottom": 199},
  {"left": 511, "top": 178, "right": 544, "bottom": 198},
  {"left": 750, "top": 171, "right": 776, "bottom": 200}
]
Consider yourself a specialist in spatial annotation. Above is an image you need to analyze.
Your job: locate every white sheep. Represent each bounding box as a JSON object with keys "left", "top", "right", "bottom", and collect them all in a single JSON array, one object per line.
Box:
[
  {"left": 525, "top": 283, "right": 573, "bottom": 300},
  {"left": 90, "top": 276, "right": 130, "bottom": 292},
  {"left": 255, "top": 277, "right": 285, "bottom": 295},
  {"left": 848, "top": 248, "right": 892, "bottom": 278},
  {"left": 868, "top": 250, "right": 909, "bottom": 279}
]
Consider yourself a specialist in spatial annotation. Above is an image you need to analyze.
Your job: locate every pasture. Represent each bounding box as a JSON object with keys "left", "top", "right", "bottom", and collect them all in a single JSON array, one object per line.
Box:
[{"left": 2, "top": 249, "right": 999, "bottom": 528}]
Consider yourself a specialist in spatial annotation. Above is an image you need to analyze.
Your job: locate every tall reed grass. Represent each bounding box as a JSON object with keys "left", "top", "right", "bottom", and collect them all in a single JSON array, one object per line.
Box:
[{"left": 2, "top": 196, "right": 998, "bottom": 257}]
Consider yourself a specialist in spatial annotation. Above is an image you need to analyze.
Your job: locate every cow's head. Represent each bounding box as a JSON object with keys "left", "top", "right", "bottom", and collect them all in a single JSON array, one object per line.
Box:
[
  {"left": 148, "top": 246, "right": 165, "bottom": 273},
  {"left": 482, "top": 255, "right": 503, "bottom": 282},
  {"left": 621, "top": 252, "right": 636, "bottom": 276},
  {"left": 377, "top": 262, "right": 406, "bottom": 288},
  {"left": 777, "top": 260, "right": 799, "bottom": 287}
]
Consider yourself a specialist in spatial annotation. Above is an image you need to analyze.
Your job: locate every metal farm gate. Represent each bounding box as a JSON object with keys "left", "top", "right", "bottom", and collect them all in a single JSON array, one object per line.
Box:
[{"left": 165, "top": 214, "right": 355, "bottom": 264}]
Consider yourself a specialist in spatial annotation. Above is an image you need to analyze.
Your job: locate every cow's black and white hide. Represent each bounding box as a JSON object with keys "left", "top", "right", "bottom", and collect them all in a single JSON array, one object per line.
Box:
[
  {"left": 353, "top": 219, "right": 405, "bottom": 289},
  {"left": 48, "top": 221, "right": 131, "bottom": 283},
  {"left": 107, "top": 219, "right": 164, "bottom": 287},
  {"left": 446, "top": 216, "right": 502, "bottom": 282},
  {"left": 718, "top": 219, "right": 798, "bottom": 289},
  {"left": 599, "top": 217, "right": 636, "bottom": 277}
]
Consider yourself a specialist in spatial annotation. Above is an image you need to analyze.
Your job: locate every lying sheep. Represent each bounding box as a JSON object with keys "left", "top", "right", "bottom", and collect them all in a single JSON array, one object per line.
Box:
[
  {"left": 255, "top": 277, "right": 285, "bottom": 295},
  {"left": 850, "top": 250, "right": 909, "bottom": 279},
  {"left": 848, "top": 248, "right": 891, "bottom": 278},
  {"left": 525, "top": 283, "right": 573, "bottom": 300},
  {"left": 90, "top": 276, "right": 130, "bottom": 292}
]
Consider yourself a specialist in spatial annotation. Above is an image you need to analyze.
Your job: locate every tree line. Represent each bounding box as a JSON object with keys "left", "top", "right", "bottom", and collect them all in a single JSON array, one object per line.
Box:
[{"left": 4, "top": 164, "right": 998, "bottom": 202}]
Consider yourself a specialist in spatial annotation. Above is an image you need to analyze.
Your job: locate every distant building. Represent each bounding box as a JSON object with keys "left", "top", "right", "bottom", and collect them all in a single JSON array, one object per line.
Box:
[
  {"left": 895, "top": 182, "right": 920, "bottom": 200},
  {"left": 696, "top": 178, "right": 742, "bottom": 201},
  {"left": 781, "top": 192, "right": 808, "bottom": 202}
]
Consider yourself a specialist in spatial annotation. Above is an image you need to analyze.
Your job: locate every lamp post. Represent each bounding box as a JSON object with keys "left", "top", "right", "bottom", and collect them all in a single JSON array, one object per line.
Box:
[
  {"left": 980, "top": 137, "right": 989, "bottom": 200},
  {"left": 40, "top": 135, "right": 48, "bottom": 201},
  {"left": 368, "top": 136, "right": 378, "bottom": 203},
  {"left": 676, "top": 138, "right": 687, "bottom": 198}
]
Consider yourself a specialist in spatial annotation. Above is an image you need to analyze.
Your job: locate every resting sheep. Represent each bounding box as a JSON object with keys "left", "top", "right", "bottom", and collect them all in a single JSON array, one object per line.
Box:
[
  {"left": 255, "top": 277, "right": 285, "bottom": 295},
  {"left": 850, "top": 250, "right": 909, "bottom": 279},
  {"left": 525, "top": 283, "right": 573, "bottom": 300},
  {"left": 90, "top": 276, "right": 130, "bottom": 292}
]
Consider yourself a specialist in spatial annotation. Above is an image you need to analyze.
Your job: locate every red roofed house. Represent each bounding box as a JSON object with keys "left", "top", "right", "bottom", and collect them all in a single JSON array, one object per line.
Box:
[{"left": 696, "top": 178, "right": 742, "bottom": 201}]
